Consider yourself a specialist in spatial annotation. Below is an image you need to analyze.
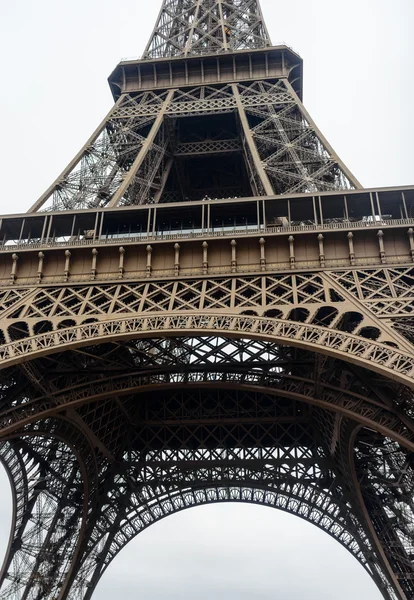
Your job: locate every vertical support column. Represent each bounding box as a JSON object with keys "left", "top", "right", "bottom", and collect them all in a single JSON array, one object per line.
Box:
[
  {"left": 201, "top": 204, "right": 206, "bottom": 234},
  {"left": 154, "top": 158, "right": 174, "bottom": 204},
  {"left": 91, "top": 249, "right": 98, "bottom": 280},
  {"left": 40, "top": 215, "right": 48, "bottom": 243},
  {"left": 317, "top": 234, "right": 325, "bottom": 268},
  {"left": 118, "top": 247, "right": 125, "bottom": 279},
  {"left": 231, "top": 84, "right": 274, "bottom": 197},
  {"left": 347, "top": 232, "right": 355, "bottom": 266},
  {"left": 146, "top": 245, "right": 153, "bottom": 277},
  {"left": 402, "top": 192, "right": 408, "bottom": 219},
  {"left": 344, "top": 196, "right": 349, "bottom": 221},
  {"left": 369, "top": 193, "right": 377, "bottom": 221},
  {"left": 64, "top": 250, "right": 71, "bottom": 282},
  {"left": 10, "top": 254, "right": 18, "bottom": 283},
  {"left": 217, "top": 0, "right": 230, "bottom": 51},
  {"left": 408, "top": 229, "right": 414, "bottom": 262},
  {"left": 259, "top": 237, "right": 266, "bottom": 271},
  {"left": 202, "top": 242, "right": 208, "bottom": 275},
  {"left": 377, "top": 230, "right": 386, "bottom": 264},
  {"left": 312, "top": 197, "right": 318, "bottom": 225},
  {"left": 37, "top": 252, "right": 45, "bottom": 283},
  {"left": 183, "top": 0, "right": 203, "bottom": 55},
  {"left": 288, "top": 236, "right": 295, "bottom": 269},
  {"left": 46, "top": 216, "right": 54, "bottom": 241},
  {"left": 174, "top": 243, "right": 180, "bottom": 276},
  {"left": 108, "top": 90, "right": 175, "bottom": 208},
  {"left": 230, "top": 240, "right": 237, "bottom": 273},
  {"left": 146, "top": 209, "right": 152, "bottom": 237}
]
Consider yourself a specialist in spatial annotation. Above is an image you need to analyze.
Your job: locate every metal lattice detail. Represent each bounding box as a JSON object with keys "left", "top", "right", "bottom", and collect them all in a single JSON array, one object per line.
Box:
[
  {"left": 245, "top": 80, "right": 357, "bottom": 194},
  {"left": 29, "top": 79, "right": 360, "bottom": 212},
  {"left": 354, "top": 433, "right": 414, "bottom": 598},
  {"left": 0, "top": 273, "right": 344, "bottom": 319},
  {"left": 1, "top": 0, "right": 412, "bottom": 598},
  {"left": 1, "top": 336, "right": 413, "bottom": 450},
  {"left": 0, "top": 326, "right": 413, "bottom": 598},
  {"left": 1, "top": 313, "right": 414, "bottom": 385},
  {"left": 330, "top": 268, "right": 414, "bottom": 317},
  {"left": 143, "top": 0, "right": 271, "bottom": 59},
  {"left": 0, "top": 419, "right": 96, "bottom": 600}
]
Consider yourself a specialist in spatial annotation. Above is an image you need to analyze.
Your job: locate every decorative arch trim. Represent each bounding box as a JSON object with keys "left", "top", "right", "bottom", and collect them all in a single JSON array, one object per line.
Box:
[
  {"left": 79, "top": 483, "right": 388, "bottom": 600},
  {"left": 1, "top": 313, "right": 414, "bottom": 387}
]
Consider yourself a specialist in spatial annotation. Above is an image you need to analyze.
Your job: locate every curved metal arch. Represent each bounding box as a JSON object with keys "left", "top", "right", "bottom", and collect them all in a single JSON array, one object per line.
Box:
[
  {"left": 77, "top": 479, "right": 388, "bottom": 600},
  {"left": 0, "top": 320, "right": 412, "bottom": 600},
  {"left": 349, "top": 428, "right": 414, "bottom": 600},
  {"left": 54, "top": 383, "right": 394, "bottom": 599},
  {"left": 1, "top": 313, "right": 414, "bottom": 387},
  {"left": 0, "top": 442, "right": 28, "bottom": 587},
  {"left": 2, "top": 371, "right": 413, "bottom": 452},
  {"left": 0, "top": 419, "right": 99, "bottom": 600}
]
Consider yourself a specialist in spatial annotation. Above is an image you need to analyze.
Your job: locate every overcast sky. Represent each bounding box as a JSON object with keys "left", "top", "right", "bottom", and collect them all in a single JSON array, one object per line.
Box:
[{"left": 0, "top": 0, "right": 412, "bottom": 598}]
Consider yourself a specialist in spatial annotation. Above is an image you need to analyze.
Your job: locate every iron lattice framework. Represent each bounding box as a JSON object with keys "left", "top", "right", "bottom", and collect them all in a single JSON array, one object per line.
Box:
[
  {"left": 143, "top": 0, "right": 272, "bottom": 58},
  {"left": 0, "top": 1, "right": 413, "bottom": 599}
]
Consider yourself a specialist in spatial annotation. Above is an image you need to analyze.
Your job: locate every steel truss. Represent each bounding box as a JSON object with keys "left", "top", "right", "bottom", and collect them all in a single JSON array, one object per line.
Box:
[
  {"left": 0, "top": 332, "right": 413, "bottom": 600},
  {"left": 29, "top": 79, "right": 359, "bottom": 212},
  {"left": 143, "top": 0, "right": 272, "bottom": 58},
  {"left": 0, "top": 268, "right": 412, "bottom": 599},
  {"left": 0, "top": 420, "right": 96, "bottom": 600}
]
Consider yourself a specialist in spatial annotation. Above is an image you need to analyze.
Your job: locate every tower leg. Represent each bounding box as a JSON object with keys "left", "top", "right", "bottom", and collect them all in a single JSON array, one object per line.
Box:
[{"left": 0, "top": 420, "right": 96, "bottom": 600}]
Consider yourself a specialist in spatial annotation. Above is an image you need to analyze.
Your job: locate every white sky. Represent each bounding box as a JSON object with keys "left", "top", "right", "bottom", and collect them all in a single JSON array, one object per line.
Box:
[{"left": 0, "top": 0, "right": 412, "bottom": 598}]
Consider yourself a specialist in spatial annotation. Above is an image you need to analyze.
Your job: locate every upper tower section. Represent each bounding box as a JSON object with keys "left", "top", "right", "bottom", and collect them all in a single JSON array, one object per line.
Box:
[
  {"left": 143, "top": 0, "right": 272, "bottom": 59},
  {"left": 26, "top": 0, "right": 361, "bottom": 213}
]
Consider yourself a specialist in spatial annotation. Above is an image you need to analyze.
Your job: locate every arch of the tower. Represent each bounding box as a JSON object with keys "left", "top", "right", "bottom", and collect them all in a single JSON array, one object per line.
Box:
[
  {"left": 0, "top": 420, "right": 97, "bottom": 600},
  {"left": 0, "top": 321, "right": 413, "bottom": 600},
  {"left": 0, "top": 313, "right": 413, "bottom": 386},
  {"left": 76, "top": 481, "right": 388, "bottom": 600}
]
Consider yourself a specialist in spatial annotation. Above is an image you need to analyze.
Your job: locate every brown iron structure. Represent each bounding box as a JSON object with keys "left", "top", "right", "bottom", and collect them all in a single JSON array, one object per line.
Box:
[{"left": 0, "top": 1, "right": 413, "bottom": 598}]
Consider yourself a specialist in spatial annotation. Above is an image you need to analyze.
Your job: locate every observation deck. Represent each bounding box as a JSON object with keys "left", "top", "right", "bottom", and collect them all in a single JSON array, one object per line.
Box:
[
  {"left": 1, "top": 185, "right": 413, "bottom": 286},
  {"left": 108, "top": 45, "right": 303, "bottom": 100}
]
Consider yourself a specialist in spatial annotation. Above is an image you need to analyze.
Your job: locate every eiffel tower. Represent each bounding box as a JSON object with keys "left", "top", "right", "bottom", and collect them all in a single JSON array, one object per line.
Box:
[{"left": 0, "top": 1, "right": 413, "bottom": 598}]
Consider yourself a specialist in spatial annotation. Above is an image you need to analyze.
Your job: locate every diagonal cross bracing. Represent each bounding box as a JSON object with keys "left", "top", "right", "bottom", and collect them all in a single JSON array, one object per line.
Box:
[{"left": 143, "top": 0, "right": 272, "bottom": 59}]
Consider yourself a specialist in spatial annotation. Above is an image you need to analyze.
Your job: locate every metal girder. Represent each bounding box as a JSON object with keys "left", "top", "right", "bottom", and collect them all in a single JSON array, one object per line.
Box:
[{"left": 143, "top": 0, "right": 272, "bottom": 59}]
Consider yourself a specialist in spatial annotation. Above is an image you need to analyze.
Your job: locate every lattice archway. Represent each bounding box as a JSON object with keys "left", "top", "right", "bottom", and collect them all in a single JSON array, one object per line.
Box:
[
  {"left": 0, "top": 313, "right": 414, "bottom": 388},
  {"left": 0, "top": 323, "right": 413, "bottom": 600},
  {"left": 1, "top": 332, "right": 413, "bottom": 451},
  {"left": 0, "top": 421, "right": 97, "bottom": 600},
  {"left": 79, "top": 483, "right": 390, "bottom": 600}
]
